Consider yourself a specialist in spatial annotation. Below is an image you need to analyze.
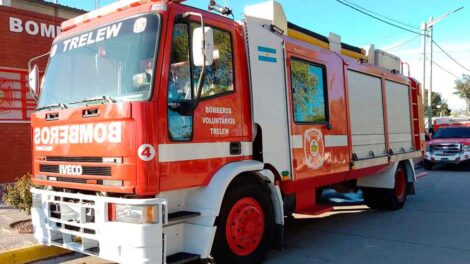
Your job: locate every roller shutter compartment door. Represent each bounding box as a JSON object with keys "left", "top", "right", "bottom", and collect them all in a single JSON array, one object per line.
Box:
[
  {"left": 347, "top": 70, "right": 386, "bottom": 159},
  {"left": 385, "top": 80, "right": 413, "bottom": 153}
]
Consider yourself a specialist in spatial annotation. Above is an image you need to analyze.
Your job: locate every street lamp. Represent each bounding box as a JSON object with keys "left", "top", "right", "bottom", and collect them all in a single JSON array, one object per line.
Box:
[{"left": 422, "top": 7, "right": 463, "bottom": 131}]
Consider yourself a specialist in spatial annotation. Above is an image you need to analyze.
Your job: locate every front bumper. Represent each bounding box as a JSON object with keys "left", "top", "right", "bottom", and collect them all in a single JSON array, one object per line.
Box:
[
  {"left": 424, "top": 152, "right": 470, "bottom": 164},
  {"left": 31, "top": 188, "right": 167, "bottom": 264}
]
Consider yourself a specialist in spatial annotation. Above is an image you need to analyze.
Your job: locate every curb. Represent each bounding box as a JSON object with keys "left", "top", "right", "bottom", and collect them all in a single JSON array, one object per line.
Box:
[
  {"left": 416, "top": 172, "right": 428, "bottom": 179},
  {"left": 0, "top": 244, "right": 70, "bottom": 264}
]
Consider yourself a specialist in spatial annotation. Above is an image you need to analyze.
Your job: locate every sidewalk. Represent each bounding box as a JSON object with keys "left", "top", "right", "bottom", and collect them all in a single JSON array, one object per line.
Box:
[{"left": 0, "top": 185, "right": 37, "bottom": 252}]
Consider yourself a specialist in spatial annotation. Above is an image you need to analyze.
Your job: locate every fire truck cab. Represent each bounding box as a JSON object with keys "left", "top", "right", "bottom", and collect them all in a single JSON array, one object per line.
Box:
[{"left": 28, "top": 1, "right": 424, "bottom": 263}]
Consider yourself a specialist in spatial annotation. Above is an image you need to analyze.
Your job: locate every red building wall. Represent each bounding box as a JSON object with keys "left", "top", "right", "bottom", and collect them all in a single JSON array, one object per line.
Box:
[{"left": 0, "top": 6, "right": 76, "bottom": 183}]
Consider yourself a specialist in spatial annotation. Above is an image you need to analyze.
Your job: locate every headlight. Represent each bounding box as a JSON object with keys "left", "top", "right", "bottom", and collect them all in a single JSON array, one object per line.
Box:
[
  {"left": 109, "top": 204, "right": 158, "bottom": 224},
  {"left": 464, "top": 145, "right": 470, "bottom": 152}
]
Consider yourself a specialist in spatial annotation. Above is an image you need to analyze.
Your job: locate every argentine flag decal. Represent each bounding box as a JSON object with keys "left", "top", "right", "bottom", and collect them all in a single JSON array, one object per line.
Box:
[{"left": 258, "top": 46, "right": 277, "bottom": 63}]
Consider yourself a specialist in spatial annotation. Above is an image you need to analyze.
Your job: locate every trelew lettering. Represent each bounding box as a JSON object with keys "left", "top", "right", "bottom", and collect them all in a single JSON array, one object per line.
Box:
[{"left": 62, "top": 22, "right": 122, "bottom": 52}]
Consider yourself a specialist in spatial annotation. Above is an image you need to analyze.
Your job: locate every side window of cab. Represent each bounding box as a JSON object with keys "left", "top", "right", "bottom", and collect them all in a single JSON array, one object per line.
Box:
[
  {"left": 167, "top": 20, "right": 235, "bottom": 141},
  {"left": 168, "top": 22, "right": 193, "bottom": 141},
  {"left": 191, "top": 24, "right": 234, "bottom": 98}
]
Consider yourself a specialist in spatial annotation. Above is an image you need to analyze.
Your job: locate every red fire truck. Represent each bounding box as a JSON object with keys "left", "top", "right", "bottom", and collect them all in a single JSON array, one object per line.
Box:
[{"left": 28, "top": 0, "right": 425, "bottom": 263}]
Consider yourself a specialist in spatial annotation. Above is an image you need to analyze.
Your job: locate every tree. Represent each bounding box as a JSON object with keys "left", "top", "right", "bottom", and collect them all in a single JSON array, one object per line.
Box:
[
  {"left": 423, "top": 90, "right": 451, "bottom": 117},
  {"left": 454, "top": 74, "right": 470, "bottom": 113}
]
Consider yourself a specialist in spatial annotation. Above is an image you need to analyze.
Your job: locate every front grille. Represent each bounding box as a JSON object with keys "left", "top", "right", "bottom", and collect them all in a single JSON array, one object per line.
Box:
[
  {"left": 48, "top": 177, "right": 104, "bottom": 185},
  {"left": 431, "top": 144, "right": 461, "bottom": 156},
  {"left": 40, "top": 164, "right": 111, "bottom": 176},
  {"left": 53, "top": 177, "right": 87, "bottom": 183},
  {"left": 46, "top": 157, "right": 103, "bottom": 163},
  {"left": 40, "top": 164, "right": 59, "bottom": 173}
]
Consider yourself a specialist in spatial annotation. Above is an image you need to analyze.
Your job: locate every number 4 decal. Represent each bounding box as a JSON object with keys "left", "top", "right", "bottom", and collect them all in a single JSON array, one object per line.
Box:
[{"left": 138, "top": 144, "right": 156, "bottom": 161}]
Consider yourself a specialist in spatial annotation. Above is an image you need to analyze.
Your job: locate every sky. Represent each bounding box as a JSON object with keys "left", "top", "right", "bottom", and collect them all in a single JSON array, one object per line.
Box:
[{"left": 48, "top": 0, "right": 470, "bottom": 112}]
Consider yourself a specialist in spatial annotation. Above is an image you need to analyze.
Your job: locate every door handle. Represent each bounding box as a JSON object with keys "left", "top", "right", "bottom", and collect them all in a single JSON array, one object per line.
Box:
[{"left": 230, "top": 142, "right": 242, "bottom": 155}]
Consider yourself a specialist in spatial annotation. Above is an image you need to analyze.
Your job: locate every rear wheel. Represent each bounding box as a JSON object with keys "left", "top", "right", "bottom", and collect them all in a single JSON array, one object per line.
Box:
[
  {"left": 212, "top": 178, "right": 274, "bottom": 264},
  {"left": 363, "top": 164, "right": 408, "bottom": 210}
]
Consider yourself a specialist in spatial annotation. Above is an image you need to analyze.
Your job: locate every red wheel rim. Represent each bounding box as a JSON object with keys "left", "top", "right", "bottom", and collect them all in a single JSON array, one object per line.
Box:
[
  {"left": 225, "top": 197, "right": 265, "bottom": 256},
  {"left": 395, "top": 168, "right": 406, "bottom": 201}
]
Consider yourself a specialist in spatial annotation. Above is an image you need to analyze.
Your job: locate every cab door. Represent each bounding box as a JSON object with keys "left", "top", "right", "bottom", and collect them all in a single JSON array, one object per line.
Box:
[
  {"left": 158, "top": 8, "right": 250, "bottom": 192},
  {"left": 285, "top": 47, "right": 349, "bottom": 183}
]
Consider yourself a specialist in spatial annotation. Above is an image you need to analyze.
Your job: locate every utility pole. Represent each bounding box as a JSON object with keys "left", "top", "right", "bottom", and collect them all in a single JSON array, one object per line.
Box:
[
  {"left": 421, "top": 7, "right": 463, "bottom": 132},
  {"left": 421, "top": 22, "right": 427, "bottom": 108},
  {"left": 427, "top": 17, "right": 433, "bottom": 130}
]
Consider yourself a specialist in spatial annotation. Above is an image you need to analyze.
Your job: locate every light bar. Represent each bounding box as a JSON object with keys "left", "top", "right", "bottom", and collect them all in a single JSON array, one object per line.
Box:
[{"left": 61, "top": 0, "right": 186, "bottom": 31}]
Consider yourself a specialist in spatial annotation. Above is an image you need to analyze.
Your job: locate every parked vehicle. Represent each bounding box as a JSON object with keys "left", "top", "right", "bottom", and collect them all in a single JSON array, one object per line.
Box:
[
  {"left": 424, "top": 126, "right": 470, "bottom": 170},
  {"left": 28, "top": 1, "right": 424, "bottom": 263}
]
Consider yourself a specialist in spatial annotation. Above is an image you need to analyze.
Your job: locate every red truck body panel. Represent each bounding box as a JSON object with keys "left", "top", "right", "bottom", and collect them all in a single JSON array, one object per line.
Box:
[{"left": 31, "top": 1, "right": 423, "bottom": 202}]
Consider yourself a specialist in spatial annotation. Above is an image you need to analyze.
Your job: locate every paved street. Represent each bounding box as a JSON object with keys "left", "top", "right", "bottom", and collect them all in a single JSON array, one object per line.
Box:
[{"left": 36, "top": 165, "right": 470, "bottom": 264}]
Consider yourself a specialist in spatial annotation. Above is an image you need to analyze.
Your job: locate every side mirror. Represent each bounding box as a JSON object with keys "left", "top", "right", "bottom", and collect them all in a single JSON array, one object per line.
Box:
[
  {"left": 192, "top": 26, "right": 214, "bottom": 67},
  {"left": 29, "top": 64, "right": 40, "bottom": 100}
]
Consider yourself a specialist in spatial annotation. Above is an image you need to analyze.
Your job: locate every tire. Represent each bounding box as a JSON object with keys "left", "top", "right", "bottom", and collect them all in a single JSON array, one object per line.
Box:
[
  {"left": 363, "top": 164, "right": 408, "bottom": 211},
  {"left": 423, "top": 160, "right": 433, "bottom": 170},
  {"left": 362, "top": 188, "right": 385, "bottom": 210},
  {"left": 212, "top": 177, "right": 274, "bottom": 264}
]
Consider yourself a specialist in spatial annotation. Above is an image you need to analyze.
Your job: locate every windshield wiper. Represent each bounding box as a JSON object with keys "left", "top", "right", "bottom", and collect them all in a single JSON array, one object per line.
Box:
[
  {"left": 36, "top": 103, "right": 68, "bottom": 111},
  {"left": 69, "top": 96, "right": 116, "bottom": 105}
]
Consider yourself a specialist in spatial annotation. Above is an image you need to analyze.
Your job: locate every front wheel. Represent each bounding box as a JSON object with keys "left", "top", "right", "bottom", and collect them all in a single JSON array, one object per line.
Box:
[{"left": 212, "top": 178, "right": 274, "bottom": 264}]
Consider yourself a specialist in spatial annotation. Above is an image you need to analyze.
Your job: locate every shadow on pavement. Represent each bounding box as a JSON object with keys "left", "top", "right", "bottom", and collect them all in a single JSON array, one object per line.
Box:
[{"left": 430, "top": 162, "right": 470, "bottom": 172}]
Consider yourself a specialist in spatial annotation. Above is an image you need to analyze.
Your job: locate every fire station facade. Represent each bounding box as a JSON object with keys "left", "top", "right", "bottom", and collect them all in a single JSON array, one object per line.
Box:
[{"left": 0, "top": 0, "right": 83, "bottom": 183}]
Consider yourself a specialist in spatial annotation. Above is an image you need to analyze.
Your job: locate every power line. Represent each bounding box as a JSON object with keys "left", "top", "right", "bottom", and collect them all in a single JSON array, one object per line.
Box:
[
  {"left": 383, "top": 35, "right": 420, "bottom": 51},
  {"left": 340, "top": 0, "right": 420, "bottom": 30},
  {"left": 432, "top": 61, "right": 460, "bottom": 79},
  {"left": 432, "top": 40, "right": 470, "bottom": 72},
  {"left": 335, "top": 0, "right": 425, "bottom": 36}
]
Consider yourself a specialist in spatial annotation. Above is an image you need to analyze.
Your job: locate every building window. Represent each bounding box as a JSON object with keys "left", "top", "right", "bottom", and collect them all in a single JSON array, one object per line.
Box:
[{"left": 290, "top": 58, "right": 328, "bottom": 123}]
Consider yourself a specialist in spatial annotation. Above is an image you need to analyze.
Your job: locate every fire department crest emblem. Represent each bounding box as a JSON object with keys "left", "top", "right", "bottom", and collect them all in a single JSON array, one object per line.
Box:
[
  {"left": 0, "top": 80, "right": 15, "bottom": 114},
  {"left": 304, "top": 128, "right": 324, "bottom": 169}
]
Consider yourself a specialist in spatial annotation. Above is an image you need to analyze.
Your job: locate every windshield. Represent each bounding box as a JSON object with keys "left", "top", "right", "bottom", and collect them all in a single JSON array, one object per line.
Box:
[
  {"left": 38, "top": 14, "right": 160, "bottom": 109},
  {"left": 434, "top": 127, "right": 470, "bottom": 139}
]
